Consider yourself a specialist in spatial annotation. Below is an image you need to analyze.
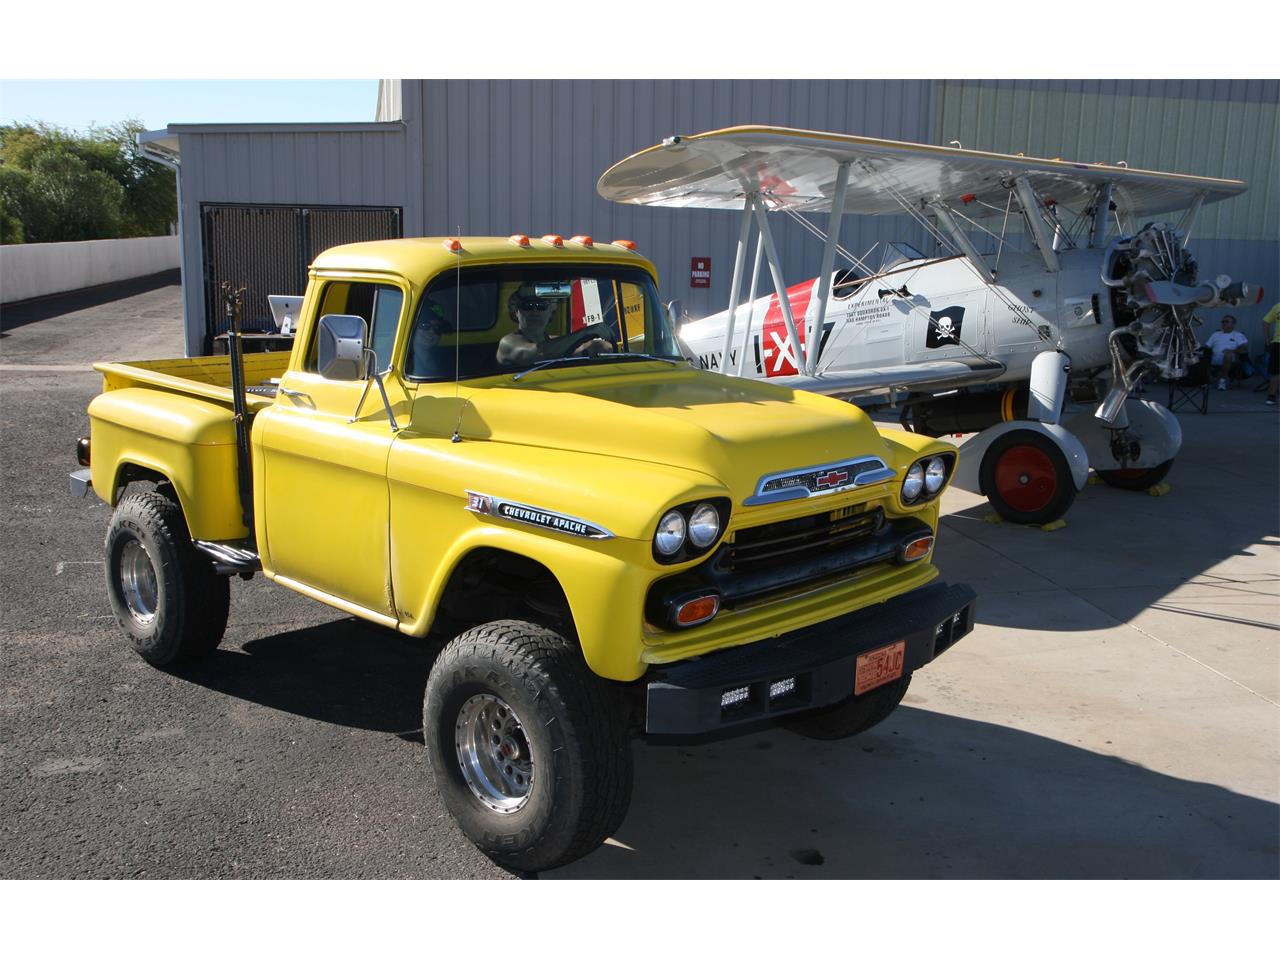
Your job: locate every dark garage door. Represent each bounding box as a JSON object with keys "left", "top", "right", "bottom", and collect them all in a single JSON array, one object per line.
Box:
[{"left": 201, "top": 203, "right": 401, "bottom": 350}]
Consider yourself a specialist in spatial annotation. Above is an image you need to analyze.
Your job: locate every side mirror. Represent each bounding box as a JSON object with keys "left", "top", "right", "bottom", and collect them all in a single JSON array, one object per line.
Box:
[
  {"left": 667, "top": 299, "right": 684, "bottom": 330},
  {"left": 317, "top": 314, "right": 368, "bottom": 381}
]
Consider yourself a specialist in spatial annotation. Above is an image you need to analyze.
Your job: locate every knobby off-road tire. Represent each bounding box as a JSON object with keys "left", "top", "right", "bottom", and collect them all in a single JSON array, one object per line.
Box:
[
  {"left": 104, "top": 490, "right": 230, "bottom": 667},
  {"left": 1095, "top": 458, "right": 1174, "bottom": 491},
  {"left": 782, "top": 672, "right": 912, "bottom": 741},
  {"left": 422, "top": 620, "right": 633, "bottom": 873}
]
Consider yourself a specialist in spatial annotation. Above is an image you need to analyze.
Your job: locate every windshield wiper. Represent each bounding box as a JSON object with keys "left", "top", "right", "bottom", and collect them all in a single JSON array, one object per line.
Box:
[{"left": 511, "top": 353, "right": 682, "bottom": 381}]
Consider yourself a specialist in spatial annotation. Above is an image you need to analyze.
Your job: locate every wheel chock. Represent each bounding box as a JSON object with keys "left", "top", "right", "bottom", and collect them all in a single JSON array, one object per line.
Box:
[
  {"left": 1087, "top": 474, "right": 1102, "bottom": 486},
  {"left": 983, "top": 512, "right": 1003, "bottom": 524},
  {"left": 1040, "top": 519, "right": 1067, "bottom": 532},
  {"left": 1146, "top": 482, "right": 1172, "bottom": 497}
]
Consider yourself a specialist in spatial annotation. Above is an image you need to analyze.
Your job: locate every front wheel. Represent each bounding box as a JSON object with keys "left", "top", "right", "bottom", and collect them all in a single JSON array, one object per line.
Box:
[
  {"left": 422, "top": 620, "right": 633, "bottom": 873},
  {"left": 782, "top": 673, "right": 911, "bottom": 740},
  {"left": 1095, "top": 458, "right": 1174, "bottom": 491},
  {"left": 105, "top": 490, "right": 229, "bottom": 666},
  {"left": 980, "top": 430, "right": 1077, "bottom": 525}
]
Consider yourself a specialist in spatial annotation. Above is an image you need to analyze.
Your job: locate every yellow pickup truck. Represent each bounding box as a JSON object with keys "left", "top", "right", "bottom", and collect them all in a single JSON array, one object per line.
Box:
[{"left": 71, "top": 236, "right": 975, "bottom": 872}]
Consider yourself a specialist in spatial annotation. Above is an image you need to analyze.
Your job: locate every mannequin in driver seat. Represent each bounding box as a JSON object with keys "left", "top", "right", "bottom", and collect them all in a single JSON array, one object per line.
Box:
[{"left": 496, "top": 285, "right": 614, "bottom": 366}]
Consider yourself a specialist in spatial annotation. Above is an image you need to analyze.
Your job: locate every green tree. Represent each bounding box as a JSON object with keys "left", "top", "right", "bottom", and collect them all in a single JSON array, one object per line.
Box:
[{"left": 0, "top": 120, "right": 176, "bottom": 243}]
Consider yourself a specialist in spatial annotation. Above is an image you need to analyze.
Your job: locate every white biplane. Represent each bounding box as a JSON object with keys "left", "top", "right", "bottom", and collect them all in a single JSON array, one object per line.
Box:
[{"left": 598, "top": 127, "right": 1260, "bottom": 524}]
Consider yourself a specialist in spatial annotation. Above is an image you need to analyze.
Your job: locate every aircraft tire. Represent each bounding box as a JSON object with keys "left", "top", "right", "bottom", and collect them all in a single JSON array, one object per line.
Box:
[
  {"left": 1095, "top": 459, "right": 1174, "bottom": 491},
  {"left": 980, "top": 429, "right": 1077, "bottom": 525}
]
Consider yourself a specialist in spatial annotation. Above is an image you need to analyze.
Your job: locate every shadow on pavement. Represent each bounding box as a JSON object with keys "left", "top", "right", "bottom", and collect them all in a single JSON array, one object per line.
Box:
[
  {"left": 169, "top": 617, "right": 1278, "bottom": 879},
  {"left": 171, "top": 617, "right": 437, "bottom": 740},
  {"left": 0, "top": 269, "right": 180, "bottom": 332},
  {"left": 553, "top": 706, "right": 1280, "bottom": 879}
]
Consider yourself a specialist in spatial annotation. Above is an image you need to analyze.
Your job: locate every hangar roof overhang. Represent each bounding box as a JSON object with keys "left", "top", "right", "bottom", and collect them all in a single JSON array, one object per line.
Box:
[{"left": 136, "top": 120, "right": 404, "bottom": 167}]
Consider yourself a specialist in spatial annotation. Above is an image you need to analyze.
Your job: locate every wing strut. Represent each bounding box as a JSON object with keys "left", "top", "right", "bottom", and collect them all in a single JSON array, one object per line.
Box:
[
  {"left": 928, "top": 200, "right": 996, "bottom": 283},
  {"left": 719, "top": 191, "right": 758, "bottom": 372},
  {"left": 753, "top": 199, "right": 806, "bottom": 373},
  {"left": 736, "top": 234, "right": 765, "bottom": 376},
  {"left": 1012, "top": 176, "right": 1061, "bottom": 272},
  {"left": 1177, "top": 191, "right": 1206, "bottom": 247},
  {"left": 805, "top": 162, "right": 851, "bottom": 375},
  {"left": 1090, "top": 182, "right": 1114, "bottom": 248}
]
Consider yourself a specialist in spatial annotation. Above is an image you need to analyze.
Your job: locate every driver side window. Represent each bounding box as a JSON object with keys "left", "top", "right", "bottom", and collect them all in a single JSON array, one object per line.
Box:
[{"left": 305, "top": 280, "right": 404, "bottom": 374}]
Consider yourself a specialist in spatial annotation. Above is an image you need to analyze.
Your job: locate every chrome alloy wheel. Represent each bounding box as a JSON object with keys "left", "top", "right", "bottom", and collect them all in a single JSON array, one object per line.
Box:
[
  {"left": 119, "top": 538, "right": 159, "bottom": 624},
  {"left": 454, "top": 694, "right": 534, "bottom": 813}
]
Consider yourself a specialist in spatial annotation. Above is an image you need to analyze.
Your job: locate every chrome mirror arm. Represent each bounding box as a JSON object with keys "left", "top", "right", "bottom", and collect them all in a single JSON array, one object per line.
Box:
[{"left": 350, "top": 348, "right": 401, "bottom": 432}]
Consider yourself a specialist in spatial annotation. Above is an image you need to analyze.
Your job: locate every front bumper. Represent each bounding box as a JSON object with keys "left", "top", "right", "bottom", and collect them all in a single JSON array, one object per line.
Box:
[{"left": 644, "top": 580, "right": 976, "bottom": 735}]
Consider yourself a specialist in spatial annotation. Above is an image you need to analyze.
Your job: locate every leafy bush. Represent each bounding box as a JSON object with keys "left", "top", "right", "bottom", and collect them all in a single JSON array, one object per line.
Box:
[{"left": 0, "top": 120, "right": 176, "bottom": 244}]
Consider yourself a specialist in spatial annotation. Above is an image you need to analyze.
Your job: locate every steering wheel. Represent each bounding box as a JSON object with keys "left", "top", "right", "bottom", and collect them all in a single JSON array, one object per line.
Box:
[{"left": 560, "top": 322, "right": 614, "bottom": 356}]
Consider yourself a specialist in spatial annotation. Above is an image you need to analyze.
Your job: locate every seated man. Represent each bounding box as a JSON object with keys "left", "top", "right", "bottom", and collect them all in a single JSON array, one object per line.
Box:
[
  {"left": 1203, "top": 315, "right": 1249, "bottom": 391},
  {"left": 496, "top": 285, "right": 614, "bottom": 366}
]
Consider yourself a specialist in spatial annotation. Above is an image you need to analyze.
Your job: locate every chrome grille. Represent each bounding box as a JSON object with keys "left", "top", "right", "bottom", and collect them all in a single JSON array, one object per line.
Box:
[{"left": 726, "top": 507, "right": 885, "bottom": 573}]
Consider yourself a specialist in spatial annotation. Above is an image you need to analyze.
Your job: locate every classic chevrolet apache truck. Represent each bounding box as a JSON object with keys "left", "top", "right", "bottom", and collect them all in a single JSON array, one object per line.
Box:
[{"left": 72, "top": 236, "right": 975, "bottom": 872}]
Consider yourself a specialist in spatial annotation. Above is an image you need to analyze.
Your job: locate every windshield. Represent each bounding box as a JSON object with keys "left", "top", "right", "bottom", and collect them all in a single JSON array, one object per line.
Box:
[{"left": 405, "top": 264, "right": 681, "bottom": 381}]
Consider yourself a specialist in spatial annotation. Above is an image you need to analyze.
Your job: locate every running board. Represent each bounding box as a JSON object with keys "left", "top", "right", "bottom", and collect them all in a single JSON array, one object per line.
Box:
[{"left": 193, "top": 539, "right": 261, "bottom": 575}]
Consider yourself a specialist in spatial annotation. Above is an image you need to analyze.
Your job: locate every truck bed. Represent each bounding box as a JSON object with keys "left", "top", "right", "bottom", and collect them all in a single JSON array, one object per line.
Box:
[{"left": 94, "top": 352, "right": 292, "bottom": 411}]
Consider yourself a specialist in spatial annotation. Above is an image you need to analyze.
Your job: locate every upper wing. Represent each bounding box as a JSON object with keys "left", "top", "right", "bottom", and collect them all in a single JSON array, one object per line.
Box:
[
  {"left": 598, "top": 126, "right": 1248, "bottom": 218},
  {"left": 766, "top": 357, "right": 1007, "bottom": 400}
]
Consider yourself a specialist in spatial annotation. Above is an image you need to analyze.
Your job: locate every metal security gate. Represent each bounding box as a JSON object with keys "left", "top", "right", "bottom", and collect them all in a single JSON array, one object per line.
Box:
[{"left": 201, "top": 203, "right": 401, "bottom": 349}]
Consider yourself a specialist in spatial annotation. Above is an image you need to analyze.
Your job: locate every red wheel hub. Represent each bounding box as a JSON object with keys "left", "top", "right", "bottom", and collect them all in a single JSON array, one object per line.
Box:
[{"left": 993, "top": 445, "right": 1058, "bottom": 513}]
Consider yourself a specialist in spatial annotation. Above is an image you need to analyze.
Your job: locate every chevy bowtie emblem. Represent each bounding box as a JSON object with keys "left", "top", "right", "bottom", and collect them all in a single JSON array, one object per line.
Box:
[{"left": 814, "top": 470, "right": 850, "bottom": 489}]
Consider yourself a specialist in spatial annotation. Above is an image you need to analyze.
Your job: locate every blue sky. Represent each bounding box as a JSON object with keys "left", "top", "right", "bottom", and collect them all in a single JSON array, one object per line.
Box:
[{"left": 0, "top": 80, "right": 382, "bottom": 133}]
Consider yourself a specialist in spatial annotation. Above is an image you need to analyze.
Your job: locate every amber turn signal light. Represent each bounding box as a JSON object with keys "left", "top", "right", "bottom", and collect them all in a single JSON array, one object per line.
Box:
[
  {"left": 901, "top": 536, "right": 934, "bottom": 562},
  {"left": 674, "top": 594, "right": 720, "bottom": 627}
]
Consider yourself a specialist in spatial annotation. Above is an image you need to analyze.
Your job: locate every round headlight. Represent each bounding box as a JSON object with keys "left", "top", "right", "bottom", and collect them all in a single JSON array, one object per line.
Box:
[
  {"left": 688, "top": 502, "right": 720, "bottom": 548},
  {"left": 903, "top": 462, "right": 925, "bottom": 502},
  {"left": 655, "top": 509, "right": 687, "bottom": 556},
  {"left": 924, "top": 456, "right": 947, "bottom": 494}
]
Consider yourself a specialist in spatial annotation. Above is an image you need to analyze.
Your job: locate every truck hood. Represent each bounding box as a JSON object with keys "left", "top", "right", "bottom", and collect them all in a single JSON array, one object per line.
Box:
[{"left": 456, "top": 365, "right": 893, "bottom": 504}]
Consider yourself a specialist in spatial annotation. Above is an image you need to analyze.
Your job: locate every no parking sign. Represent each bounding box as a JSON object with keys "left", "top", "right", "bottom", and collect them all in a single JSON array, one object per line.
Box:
[{"left": 690, "top": 257, "right": 711, "bottom": 288}]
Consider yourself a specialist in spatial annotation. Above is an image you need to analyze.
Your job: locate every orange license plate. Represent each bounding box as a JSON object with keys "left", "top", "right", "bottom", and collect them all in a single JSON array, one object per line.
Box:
[{"left": 854, "top": 640, "right": 906, "bottom": 696}]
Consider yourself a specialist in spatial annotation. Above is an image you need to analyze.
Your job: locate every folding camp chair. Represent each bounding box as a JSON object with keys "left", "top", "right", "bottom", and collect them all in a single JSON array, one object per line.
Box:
[{"left": 1166, "top": 347, "right": 1211, "bottom": 415}]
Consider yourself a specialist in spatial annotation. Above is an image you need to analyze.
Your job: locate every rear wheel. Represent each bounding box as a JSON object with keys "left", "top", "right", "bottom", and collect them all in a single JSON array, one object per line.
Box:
[
  {"left": 783, "top": 673, "right": 912, "bottom": 740},
  {"left": 422, "top": 620, "right": 633, "bottom": 873},
  {"left": 105, "top": 490, "right": 229, "bottom": 666},
  {"left": 1095, "top": 458, "right": 1174, "bottom": 491},
  {"left": 980, "top": 430, "right": 1077, "bottom": 525}
]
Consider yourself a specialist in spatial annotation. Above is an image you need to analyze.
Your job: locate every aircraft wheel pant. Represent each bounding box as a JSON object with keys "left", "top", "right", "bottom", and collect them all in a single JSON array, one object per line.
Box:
[
  {"left": 979, "top": 429, "right": 1079, "bottom": 525},
  {"left": 1065, "top": 400, "right": 1183, "bottom": 492}
]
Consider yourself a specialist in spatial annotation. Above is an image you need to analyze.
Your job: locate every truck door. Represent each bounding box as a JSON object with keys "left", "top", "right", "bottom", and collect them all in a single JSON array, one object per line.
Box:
[{"left": 256, "top": 277, "right": 411, "bottom": 621}]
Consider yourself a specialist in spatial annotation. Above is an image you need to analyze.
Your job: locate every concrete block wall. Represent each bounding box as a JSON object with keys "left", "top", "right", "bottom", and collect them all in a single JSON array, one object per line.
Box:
[{"left": 0, "top": 236, "right": 179, "bottom": 305}]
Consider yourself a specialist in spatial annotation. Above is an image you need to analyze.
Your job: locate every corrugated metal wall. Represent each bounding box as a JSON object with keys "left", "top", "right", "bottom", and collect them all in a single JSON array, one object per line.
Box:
[
  {"left": 415, "top": 80, "right": 936, "bottom": 319},
  {"left": 171, "top": 93, "right": 425, "bottom": 352},
  {"left": 170, "top": 80, "right": 1277, "bottom": 350},
  {"left": 934, "top": 79, "right": 1280, "bottom": 344}
]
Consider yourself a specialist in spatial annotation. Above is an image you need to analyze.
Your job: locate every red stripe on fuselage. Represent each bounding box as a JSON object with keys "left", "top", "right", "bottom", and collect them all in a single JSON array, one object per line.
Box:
[{"left": 760, "top": 278, "right": 818, "bottom": 376}]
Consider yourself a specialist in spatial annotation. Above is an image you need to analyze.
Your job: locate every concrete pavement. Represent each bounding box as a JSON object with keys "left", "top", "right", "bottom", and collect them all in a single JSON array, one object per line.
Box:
[{"left": 1, "top": 282, "right": 1276, "bottom": 878}]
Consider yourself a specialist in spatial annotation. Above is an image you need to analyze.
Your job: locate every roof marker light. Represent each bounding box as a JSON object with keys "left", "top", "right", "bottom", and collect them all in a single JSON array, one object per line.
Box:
[
  {"left": 509, "top": 234, "right": 530, "bottom": 247},
  {"left": 612, "top": 239, "right": 637, "bottom": 250},
  {"left": 570, "top": 235, "right": 594, "bottom": 248},
  {"left": 542, "top": 234, "right": 564, "bottom": 247},
  {"left": 443, "top": 238, "right": 463, "bottom": 253}
]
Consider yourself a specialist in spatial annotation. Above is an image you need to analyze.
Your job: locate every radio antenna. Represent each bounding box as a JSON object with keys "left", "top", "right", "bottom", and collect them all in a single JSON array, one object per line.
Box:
[{"left": 451, "top": 227, "right": 469, "bottom": 442}]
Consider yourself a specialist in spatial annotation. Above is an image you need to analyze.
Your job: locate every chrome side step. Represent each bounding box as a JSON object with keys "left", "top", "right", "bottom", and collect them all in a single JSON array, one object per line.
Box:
[{"left": 193, "top": 539, "right": 261, "bottom": 575}]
